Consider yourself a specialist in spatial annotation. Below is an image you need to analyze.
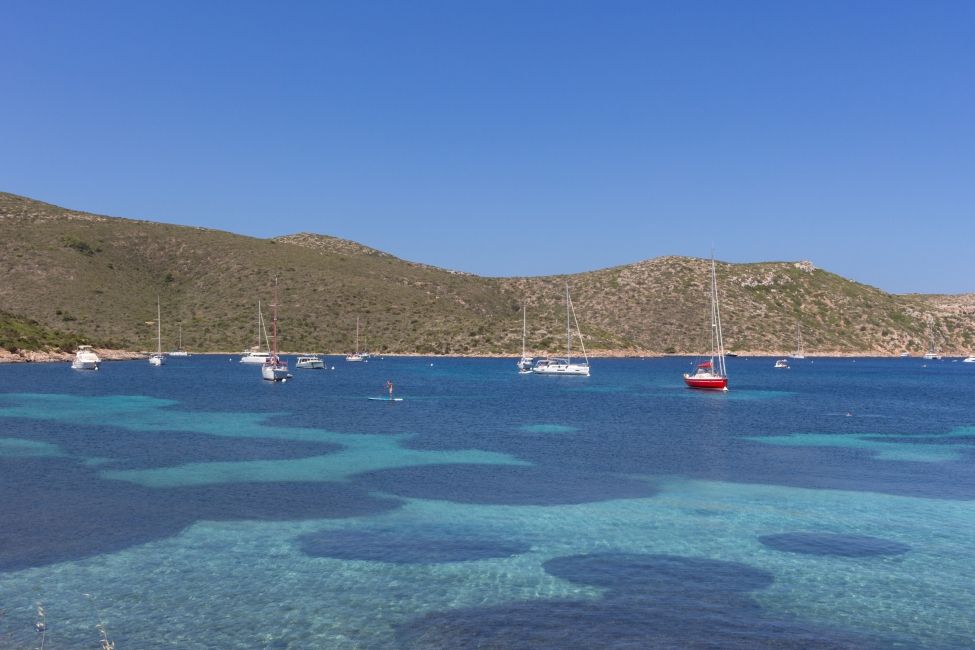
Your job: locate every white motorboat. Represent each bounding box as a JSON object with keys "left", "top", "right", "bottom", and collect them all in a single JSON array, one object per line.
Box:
[
  {"left": 261, "top": 279, "right": 290, "bottom": 381},
  {"left": 774, "top": 358, "right": 789, "bottom": 369},
  {"left": 962, "top": 355, "right": 975, "bottom": 363},
  {"left": 295, "top": 355, "right": 325, "bottom": 369},
  {"left": 149, "top": 296, "right": 166, "bottom": 366},
  {"left": 532, "top": 284, "right": 590, "bottom": 376},
  {"left": 71, "top": 345, "right": 101, "bottom": 370}
]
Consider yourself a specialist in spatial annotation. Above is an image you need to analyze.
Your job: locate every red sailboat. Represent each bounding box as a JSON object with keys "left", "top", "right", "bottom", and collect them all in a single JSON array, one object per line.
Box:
[{"left": 684, "top": 255, "right": 729, "bottom": 391}]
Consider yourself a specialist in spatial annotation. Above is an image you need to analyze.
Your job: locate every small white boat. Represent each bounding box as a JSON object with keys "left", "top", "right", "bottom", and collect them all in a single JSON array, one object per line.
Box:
[
  {"left": 899, "top": 352, "right": 910, "bottom": 358},
  {"left": 149, "top": 296, "right": 166, "bottom": 366},
  {"left": 71, "top": 345, "right": 101, "bottom": 370},
  {"left": 346, "top": 317, "right": 365, "bottom": 361},
  {"left": 295, "top": 355, "right": 325, "bottom": 369},
  {"left": 262, "top": 359, "right": 290, "bottom": 380},
  {"left": 168, "top": 323, "right": 189, "bottom": 357},
  {"left": 963, "top": 355, "right": 975, "bottom": 363},
  {"left": 241, "top": 350, "right": 270, "bottom": 364},
  {"left": 774, "top": 358, "right": 789, "bottom": 369},
  {"left": 792, "top": 323, "right": 805, "bottom": 359},
  {"left": 241, "top": 301, "right": 271, "bottom": 363},
  {"left": 532, "top": 285, "right": 590, "bottom": 377},
  {"left": 517, "top": 302, "right": 533, "bottom": 373},
  {"left": 923, "top": 321, "right": 941, "bottom": 359}
]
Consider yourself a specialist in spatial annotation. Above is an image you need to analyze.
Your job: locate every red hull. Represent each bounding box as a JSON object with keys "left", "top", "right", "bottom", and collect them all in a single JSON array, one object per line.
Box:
[{"left": 684, "top": 376, "right": 728, "bottom": 390}]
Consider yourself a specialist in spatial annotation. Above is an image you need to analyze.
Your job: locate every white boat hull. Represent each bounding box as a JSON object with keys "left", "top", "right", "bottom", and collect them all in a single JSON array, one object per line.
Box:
[
  {"left": 346, "top": 354, "right": 364, "bottom": 362},
  {"left": 168, "top": 350, "right": 189, "bottom": 357},
  {"left": 296, "top": 358, "right": 325, "bottom": 369},
  {"left": 149, "top": 354, "right": 166, "bottom": 366},
  {"left": 262, "top": 364, "right": 290, "bottom": 381},
  {"left": 71, "top": 347, "right": 101, "bottom": 370},
  {"left": 532, "top": 363, "right": 590, "bottom": 376},
  {"left": 241, "top": 353, "right": 270, "bottom": 364}
]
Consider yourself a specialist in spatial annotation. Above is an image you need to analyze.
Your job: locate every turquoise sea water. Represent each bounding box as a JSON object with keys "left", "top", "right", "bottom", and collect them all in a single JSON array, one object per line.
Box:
[{"left": 1, "top": 355, "right": 973, "bottom": 648}]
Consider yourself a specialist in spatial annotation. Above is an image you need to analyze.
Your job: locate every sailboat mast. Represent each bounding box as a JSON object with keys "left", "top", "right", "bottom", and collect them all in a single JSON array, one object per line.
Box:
[
  {"left": 710, "top": 256, "right": 726, "bottom": 378},
  {"left": 156, "top": 296, "right": 162, "bottom": 355},
  {"left": 256, "top": 300, "right": 262, "bottom": 348},
  {"left": 569, "top": 289, "right": 589, "bottom": 366},
  {"left": 522, "top": 302, "right": 527, "bottom": 358},
  {"left": 355, "top": 316, "right": 360, "bottom": 354},
  {"left": 565, "top": 284, "right": 571, "bottom": 363},
  {"left": 272, "top": 280, "right": 279, "bottom": 360}
]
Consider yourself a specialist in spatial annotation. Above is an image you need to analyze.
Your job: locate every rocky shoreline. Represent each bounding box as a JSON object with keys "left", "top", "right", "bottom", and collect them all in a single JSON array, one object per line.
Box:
[{"left": 0, "top": 348, "right": 147, "bottom": 364}]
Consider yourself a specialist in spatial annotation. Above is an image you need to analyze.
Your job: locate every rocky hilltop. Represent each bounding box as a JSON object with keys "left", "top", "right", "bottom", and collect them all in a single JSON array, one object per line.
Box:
[{"left": 1, "top": 191, "right": 972, "bottom": 356}]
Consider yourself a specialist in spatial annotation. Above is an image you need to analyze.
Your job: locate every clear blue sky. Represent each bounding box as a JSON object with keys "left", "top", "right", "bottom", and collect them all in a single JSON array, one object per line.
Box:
[{"left": 2, "top": 1, "right": 973, "bottom": 293}]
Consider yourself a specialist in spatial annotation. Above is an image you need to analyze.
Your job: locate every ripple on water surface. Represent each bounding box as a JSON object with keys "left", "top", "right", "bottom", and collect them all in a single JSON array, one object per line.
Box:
[
  {"left": 759, "top": 532, "right": 911, "bottom": 557},
  {"left": 297, "top": 527, "right": 531, "bottom": 563}
]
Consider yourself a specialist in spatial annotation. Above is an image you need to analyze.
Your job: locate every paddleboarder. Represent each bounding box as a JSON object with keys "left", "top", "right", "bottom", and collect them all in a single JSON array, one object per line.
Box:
[{"left": 386, "top": 380, "right": 394, "bottom": 400}]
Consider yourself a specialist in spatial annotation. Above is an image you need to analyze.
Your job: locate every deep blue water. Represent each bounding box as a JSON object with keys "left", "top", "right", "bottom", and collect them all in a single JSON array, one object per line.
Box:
[{"left": 1, "top": 355, "right": 973, "bottom": 648}]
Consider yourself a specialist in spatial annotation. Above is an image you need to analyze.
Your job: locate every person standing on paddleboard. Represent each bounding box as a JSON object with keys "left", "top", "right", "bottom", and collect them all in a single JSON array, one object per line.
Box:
[{"left": 386, "top": 380, "right": 394, "bottom": 400}]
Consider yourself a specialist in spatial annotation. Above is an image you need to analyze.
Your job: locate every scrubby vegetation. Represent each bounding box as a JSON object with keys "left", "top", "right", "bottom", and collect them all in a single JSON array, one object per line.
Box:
[{"left": 1, "top": 191, "right": 972, "bottom": 355}]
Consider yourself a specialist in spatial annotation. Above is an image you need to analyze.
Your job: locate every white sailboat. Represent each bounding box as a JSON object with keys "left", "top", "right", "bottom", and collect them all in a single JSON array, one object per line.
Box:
[
  {"left": 532, "top": 284, "right": 590, "bottom": 376},
  {"left": 240, "top": 301, "right": 271, "bottom": 364},
  {"left": 922, "top": 320, "right": 942, "bottom": 360},
  {"left": 261, "top": 279, "right": 290, "bottom": 381},
  {"left": 346, "top": 317, "right": 364, "bottom": 362},
  {"left": 149, "top": 296, "right": 166, "bottom": 366},
  {"left": 169, "top": 322, "right": 189, "bottom": 357},
  {"left": 517, "top": 302, "right": 533, "bottom": 373},
  {"left": 792, "top": 322, "right": 805, "bottom": 359},
  {"left": 71, "top": 345, "right": 101, "bottom": 370},
  {"left": 684, "top": 255, "right": 729, "bottom": 390}
]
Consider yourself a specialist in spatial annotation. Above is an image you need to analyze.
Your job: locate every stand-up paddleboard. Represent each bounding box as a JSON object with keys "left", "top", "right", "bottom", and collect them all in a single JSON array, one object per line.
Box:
[{"left": 368, "top": 397, "right": 403, "bottom": 401}]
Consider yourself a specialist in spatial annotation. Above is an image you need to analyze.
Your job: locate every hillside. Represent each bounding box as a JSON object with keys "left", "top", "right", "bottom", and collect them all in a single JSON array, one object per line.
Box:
[{"left": 1, "top": 192, "right": 972, "bottom": 355}]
